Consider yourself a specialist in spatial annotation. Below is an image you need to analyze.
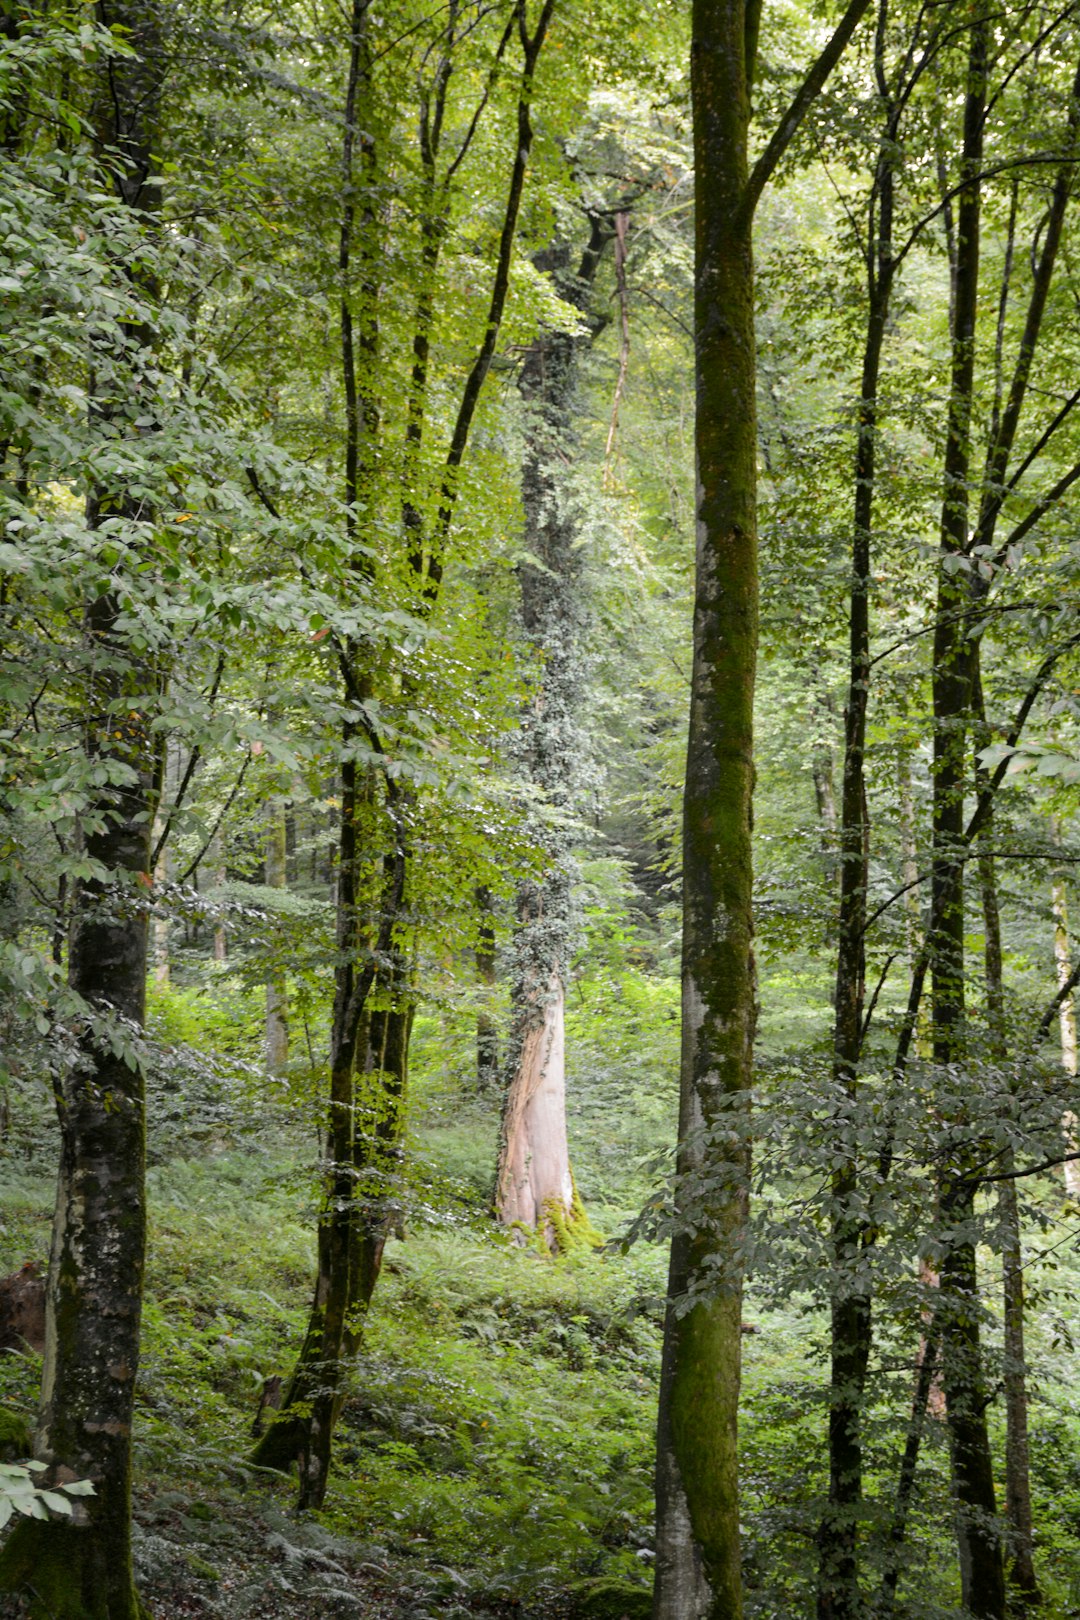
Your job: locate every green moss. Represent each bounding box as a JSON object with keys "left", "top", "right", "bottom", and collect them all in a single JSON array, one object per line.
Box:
[
  {"left": 569, "top": 1574, "right": 653, "bottom": 1618},
  {"left": 0, "top": 1406, "right": 33, "bottom": 1459},
  {"left": 184, "top": 1552, "right": 221, "bottom": 1581},
  {"left": 544, "top": 1183, "right": 604, "bottom": 1257}
]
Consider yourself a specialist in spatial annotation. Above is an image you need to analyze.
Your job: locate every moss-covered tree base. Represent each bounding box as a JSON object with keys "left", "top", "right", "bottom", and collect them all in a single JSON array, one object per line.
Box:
[
  {"left": 0, "top": 1517, "right": 149, "bottom": 1620},
  {"left": 249, "top": 1408, "right": 305, "bottom": 1471}
]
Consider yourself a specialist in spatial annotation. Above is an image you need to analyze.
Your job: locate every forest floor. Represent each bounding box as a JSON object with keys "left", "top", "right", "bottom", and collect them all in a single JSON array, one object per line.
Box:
[{"left": 4, "top": 972, "right": 1080, "bottom": 1618}]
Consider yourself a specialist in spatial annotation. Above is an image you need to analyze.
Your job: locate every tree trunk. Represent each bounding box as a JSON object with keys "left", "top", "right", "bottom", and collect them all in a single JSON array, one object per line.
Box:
[
  {"left": 816, "top": 64, "right": 896, "bottom": 1613},
  {"left": 0, "top": 8, "right": 162, "bottom": 1607},
  {"left": 495, "top": 217, "right": 611, "bottom": 1251},
  {"left": 929, "top": 13, "right": 1004, "bottom": 1612},
  {"left": 975, "top": 678, "right": 1038, "bottom": 1607},
  {"left": 498, "top": 972, "right": 575, "bottom": 1241},
  {"left": 654, "top": 1, "right": 873, "bottom": 1610},
  {"left": 654, "top": 9, "right": 756, "bottom": 1616},
  {"left": 265, "top": 797, "right": 289, "bottom": 1073}
]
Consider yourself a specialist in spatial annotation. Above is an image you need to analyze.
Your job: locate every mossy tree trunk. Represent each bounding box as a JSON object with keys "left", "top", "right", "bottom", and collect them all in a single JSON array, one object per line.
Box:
[
  {"left": 0, "top": 8, "right": 162, "bottom": 1614},
  {"left": 653, "top": 13, "right": 756, "bottom": 1606},
  {"left": 496, "top": 218, "right": 611, "bottom": 1251},
  {"left": 654, "top": 2, "right": 872, "bottom": 1615}
]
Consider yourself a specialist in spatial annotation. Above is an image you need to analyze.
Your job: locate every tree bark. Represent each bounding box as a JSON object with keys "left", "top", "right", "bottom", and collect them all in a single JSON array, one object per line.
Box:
[
  {"left": 655, "top": 9, "right": 757, "bottom": 1615},
  {"left": 0, "top": 8, "right": 162, "bottom": 1610},
  {"left": 495, "top": 217, "right": 611, "bottom": 1251},
  {"left": 929, "top": 13, "right": 1005, "bottom": 1612},
  {"left": 655, "top": 3, "right": 872, "bottom": 1613},
  {"left": 817, "top": 43, "right": 897, "bottom": 1609},
  {"left": 975, "top": 674, "right": 1038, "bottom": 1606}
]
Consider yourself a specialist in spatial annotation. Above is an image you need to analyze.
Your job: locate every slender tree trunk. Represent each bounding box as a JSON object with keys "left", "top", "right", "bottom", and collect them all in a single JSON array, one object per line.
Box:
[
  {"left": 929, "top": 14, "right": 1004, "bottom": 1612},
  {"left": 210, "top": 830, "right": 227, "bottom": 962},
  {"left": 152, "top": 815, "right": 170, "bottom": 987},
  {"left": 0, "top": 8, "right": 162, "bottom": 1609},
  {"left": 877, "top": 1328, "right": 939, "bottom": 1616},
  {"left": 817, "top": 59, "right": 896, "bottom": 1611},
  {"left": 811, "top": 687, "right": 839, "bottom": 888},
  {"left": 265, "top": 797, "right": 289, "bottom": 1073},
  {"left": 250, "top": 0, "right": 378, "bottom": 1481},
  {"left": 897, "top": 749, "right": 920, "bottom": 968},
  {"left": 975, "top": 675, "right": 1038, "bottom": 1606}
]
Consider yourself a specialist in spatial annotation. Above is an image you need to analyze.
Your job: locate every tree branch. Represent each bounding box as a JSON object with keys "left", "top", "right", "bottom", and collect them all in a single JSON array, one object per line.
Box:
[{"left": 744, "top": 0, "right": 874, "bottom": 219}]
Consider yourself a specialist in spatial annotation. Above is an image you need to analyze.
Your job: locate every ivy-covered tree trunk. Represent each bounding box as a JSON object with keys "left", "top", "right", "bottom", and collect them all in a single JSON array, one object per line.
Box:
[
  {"left": 496, "top": 221, "right": 610, "bottom": 1250},
  {"left": 0, "top": 7, "right": 161, "bottom": 1612}
]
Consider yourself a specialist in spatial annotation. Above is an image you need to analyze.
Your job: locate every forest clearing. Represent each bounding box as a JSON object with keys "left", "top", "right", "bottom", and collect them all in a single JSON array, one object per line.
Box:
[{"left": 5, "top": 0, "right": 1080, "bottom": 1615}]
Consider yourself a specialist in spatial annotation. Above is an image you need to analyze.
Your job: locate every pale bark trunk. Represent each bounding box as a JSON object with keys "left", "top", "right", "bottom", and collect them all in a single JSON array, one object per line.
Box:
[
  {"left": 210, "top": 831, "right": 227, "bottom": 962},
  {"left": 497, "top": 975, "right": 573, "bottom": 1239}
]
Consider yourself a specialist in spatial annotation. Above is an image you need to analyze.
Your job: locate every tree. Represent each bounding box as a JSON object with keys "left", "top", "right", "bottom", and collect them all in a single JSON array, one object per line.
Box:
[
  {"left": 653, "top": 3, "right": 872, "bottom": 1615},
  {"left": 0, "top": 3, "right": 164, "bottom": 1612},
  {"left": 495, "top": 215, "right": 613, "bottom": 1250}
]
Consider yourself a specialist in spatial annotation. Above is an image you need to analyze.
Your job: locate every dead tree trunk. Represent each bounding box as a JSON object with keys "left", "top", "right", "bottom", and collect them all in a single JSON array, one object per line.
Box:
[{"left": 496, "top": 218, "right": 612, "bottom": 1250}]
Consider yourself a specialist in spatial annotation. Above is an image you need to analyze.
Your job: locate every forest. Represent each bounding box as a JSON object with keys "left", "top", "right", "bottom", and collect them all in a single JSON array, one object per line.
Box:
[{"left": 5, "top": 0, "right": 1080, "bottom": 1616}]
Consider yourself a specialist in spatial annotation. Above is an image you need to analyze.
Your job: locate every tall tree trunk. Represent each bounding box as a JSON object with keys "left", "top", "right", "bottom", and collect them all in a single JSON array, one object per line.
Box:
[
  {"left": 974, "top": 674, "right": 1038, "bottom": 1606},
  {"left": 654, "top": 3, "right": 871, "bottom": 1612},
  {"left": 265, "top": 797, "right": 289, "bottom": 1073},
  {"left": 816, "top": 37, "right": 897, "bottom": 1607},
  {"left": 255, "top": 0, "right": 556, "bottom": 1495},
  {"left": 250, "top": 0, "right": 379, "bottom": 1482},
  {"left": 929, "top": 11, "right": 1004, "bottom": 1612},
  {"left": 0, "top": 6, "right": 162, "bottom": 1610},
  {"left": 495, "top": 219, "right": 610, "bottom": 1251},
  {"left": 655, "top": 8, "right": 758, "bottom": 1614}
]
